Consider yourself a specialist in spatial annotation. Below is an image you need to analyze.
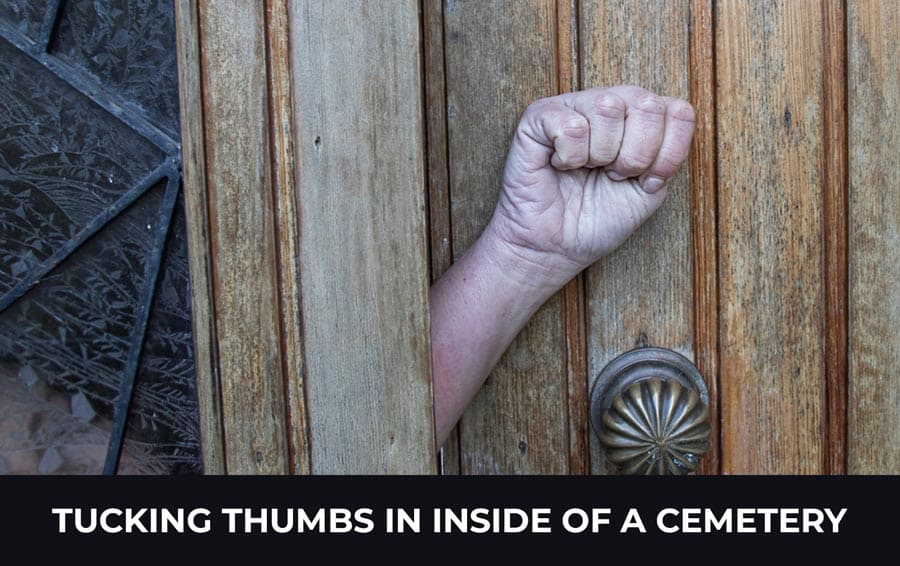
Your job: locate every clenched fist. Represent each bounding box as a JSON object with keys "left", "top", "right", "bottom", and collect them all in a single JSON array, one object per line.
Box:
[
  {"left": 430, "top": 86, "right": 695, "bottom": 443},
  {"left": 489, "top": 85, "right": 695, "bottom": 286}
]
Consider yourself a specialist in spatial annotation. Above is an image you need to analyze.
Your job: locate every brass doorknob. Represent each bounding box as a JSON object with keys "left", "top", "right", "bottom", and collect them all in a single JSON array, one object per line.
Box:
[{"left": 589, "top": 347, "right": 711, "bottom": 475}]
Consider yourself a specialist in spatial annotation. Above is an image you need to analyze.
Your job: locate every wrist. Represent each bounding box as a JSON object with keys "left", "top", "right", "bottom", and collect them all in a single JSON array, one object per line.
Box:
[{"left": 480, "top": 218, "right": 584, "bottom": 296}]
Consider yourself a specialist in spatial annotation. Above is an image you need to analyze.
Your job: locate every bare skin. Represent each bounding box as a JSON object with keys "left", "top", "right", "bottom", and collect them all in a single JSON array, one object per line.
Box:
[{"left": 429, "top": 85, "right": 696, "bottom": 444}]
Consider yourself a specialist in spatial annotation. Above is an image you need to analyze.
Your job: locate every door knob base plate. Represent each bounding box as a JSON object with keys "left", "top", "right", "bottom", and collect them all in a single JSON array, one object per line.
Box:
[{"left": 590, "top": 347, "right": 709, "bottom": 429}]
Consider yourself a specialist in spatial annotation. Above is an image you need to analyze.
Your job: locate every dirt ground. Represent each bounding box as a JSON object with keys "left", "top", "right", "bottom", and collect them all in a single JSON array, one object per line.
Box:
[{"left": 0, "top": 361, "right": 165, "bottom": 474}]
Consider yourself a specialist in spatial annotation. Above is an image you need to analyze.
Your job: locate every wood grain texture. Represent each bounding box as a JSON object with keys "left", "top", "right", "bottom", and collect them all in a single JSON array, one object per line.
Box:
[
  {"left": 289, "top": 0, "right": 436, "bottom": 473},
  {"left": 848, "top": 0, "right": 900, "bottom": 474},
  {"left": 716, "top": 0, "right": 825, "bottom": 474},
  {"left": 173, "top": 0, "right": 225, "bottom": 474},
  {"left": 689, "top": 0, "right": 720, "bottom": 475},
  {"left": 580, "top": 0, "right": 695, "bottom": 474},
  {"left": 822, "top": 0, "right": 847, "bottom": 475},
  {"left": 197, "top": 1, "right": 289, "bottom": 474},
  {"left": 444, "top": 0, "right": 570, "bottom": 474},
  {"left": 265, "top": 0, "right": 310, "bottom": 475},
  {"left": 423, "top": 0, "right": 460, "bottom": 475},
  {"left": 424, "top": 0, "right": 454, "bottom": 285}
]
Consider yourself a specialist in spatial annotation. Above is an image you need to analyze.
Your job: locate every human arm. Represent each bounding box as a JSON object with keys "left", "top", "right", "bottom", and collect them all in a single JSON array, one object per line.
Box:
[{"left": 429, "top": 85, "right": 696, "bottom": 444}]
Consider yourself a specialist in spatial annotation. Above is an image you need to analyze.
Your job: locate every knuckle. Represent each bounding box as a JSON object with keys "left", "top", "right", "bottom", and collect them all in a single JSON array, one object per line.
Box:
[
  {"left": 522, "top": 98, "right": 548, "bottom": 120},
  {"left": 620, "top": 151, "right": 655, "bottom": 172},
  {"left": 560, "top": 114, "right": 590, "bottom": 140},
  {"left": 657, "top": 153, "right": 686, "bottom": 174},
  {"left": 635, "top": 91, "right": 666, "bottom": 116},
  {"left": 592, "top": 93, "right": 626, "bottom": 120},
  {"left": 522, "top": 96, "right": 557, "bottom": 120},
  {"left": 669, "top": 99, "right": 697, "bottom": 125}
]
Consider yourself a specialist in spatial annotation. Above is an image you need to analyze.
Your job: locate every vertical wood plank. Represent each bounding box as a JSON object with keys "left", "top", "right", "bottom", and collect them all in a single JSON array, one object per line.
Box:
[
  {"left": 423, "top": 0, "right": 461, "bottom": 475},
  {"left": 265, "top": 0, "right": 311, "bottom": 475},
  {"left": 716, "top": 0, "right": 825, "bottom": 474},
  {"left": 580, "top": 0, "right": 695, "bottom": 474},
  {"left": 689, "top": 0, "right": 721, "bottom": 475},
  {"left": 173, "top": 0, "right": 225, "bottom": 474},
  {"left": 424, "top": 0, "right": 454, "bottom": 285},
  {"left": 289, "top": 0, "right": 437, "bottom": 473},
  {"left": 197, "top": 1, "right": 289, "bottom": 473},
  {"left": 848, "top": 0, "right": 900, "bottom": 474},
  {"left": 822, "top": 0, "right": 848, "bottom": 475},
  {"left": 444, "top": 0, "right": 570, "bottom": 474}
]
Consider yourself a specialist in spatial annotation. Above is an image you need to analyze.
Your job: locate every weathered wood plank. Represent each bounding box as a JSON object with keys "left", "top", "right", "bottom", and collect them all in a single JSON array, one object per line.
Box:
[
  {"left": 196, "top": 1, "right": 289, "bottom": 473},
  {"left": 265, "top": 0, "right": 310, "bottom": 475},
  {"left": 822, "top": 0, "right": 848, "bottom": 475},
  {"left": 716, "top": 0, "right": 825, "bottom": 474},
  {"left": 173, "top": 0, "right": 225, "bottom": 474},
  {"left": 444, "top": 0, "right": 570, "bottom": 474},
  {"left": 423, "top": 0, "right": 460, "bottom": 475},
  {"left": 289, "top": 0, "right": 436, "bottom": 473},
  {"left": 689, "top": 0, "right": 720, "bottom": 475},
  {"left": 848, "top": 0, "right": 900, "bottom": 474},
  {"left": 580, "top": 0, "right": 695, "bottom": 474}
]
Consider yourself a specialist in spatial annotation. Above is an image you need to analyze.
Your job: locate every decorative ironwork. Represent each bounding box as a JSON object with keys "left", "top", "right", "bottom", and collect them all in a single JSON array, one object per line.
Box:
[
  {"left": 590, "top": 347, "right": 711, "bottom": 475},
  {"left": 0, "top": 0, "right": 200, "bottom": 474}
]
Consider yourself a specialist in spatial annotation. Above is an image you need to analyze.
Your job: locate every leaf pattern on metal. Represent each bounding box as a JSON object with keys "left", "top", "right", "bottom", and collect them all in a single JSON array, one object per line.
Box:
[{"left": 0, "top": 0, "right": 199, "bottom": 474}]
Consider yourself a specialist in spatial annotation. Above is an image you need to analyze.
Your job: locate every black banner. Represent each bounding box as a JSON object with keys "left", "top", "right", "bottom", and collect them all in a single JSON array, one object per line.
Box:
[{"left": 3, "top": 475, "right": 894, "bottom": 557}]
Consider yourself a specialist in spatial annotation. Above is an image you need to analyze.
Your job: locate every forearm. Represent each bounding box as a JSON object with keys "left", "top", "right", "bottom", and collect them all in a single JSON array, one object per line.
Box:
[
  {"left": 429, "top": 222, "right": 575, "bottom": 444},
  {"left": 427, "top": 85, "right": 694, "bottom": 448}
]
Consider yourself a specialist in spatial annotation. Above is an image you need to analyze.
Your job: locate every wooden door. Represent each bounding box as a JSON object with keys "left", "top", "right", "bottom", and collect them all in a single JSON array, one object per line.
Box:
[
  {"left": 176, "top": 0, "right": 899, "bottom": 475},
  {"left": 430, "top": 0, "right": 899, "bottom": 475}
]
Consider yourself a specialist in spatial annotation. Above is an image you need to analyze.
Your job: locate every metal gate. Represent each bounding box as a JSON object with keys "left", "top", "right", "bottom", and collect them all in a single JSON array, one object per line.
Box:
[{"left": 0, "top": 0, "right": 199, "bottom": 474}]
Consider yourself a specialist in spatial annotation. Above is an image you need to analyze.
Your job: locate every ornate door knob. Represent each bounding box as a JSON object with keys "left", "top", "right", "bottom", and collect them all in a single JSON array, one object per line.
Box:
[{"left": 590, "top": 347, "right": 711, "bottom": 475}]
